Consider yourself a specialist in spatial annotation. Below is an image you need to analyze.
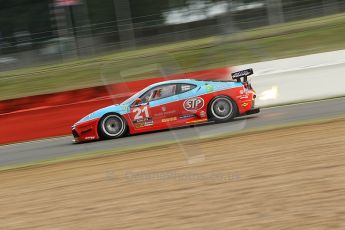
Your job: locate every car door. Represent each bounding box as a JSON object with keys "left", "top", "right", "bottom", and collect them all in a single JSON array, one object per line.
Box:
[
  {"left": 148, "top": 84, "right": 180, "bottom": 128},
  {"left": 174, "top": 83, "right": 204, "bottom": 121},
  {"left": 129, "top": 103, "right": 154, "bottom": 130},
  {"left": 129, "top": 83, "right": 179, "bottom": 131}
]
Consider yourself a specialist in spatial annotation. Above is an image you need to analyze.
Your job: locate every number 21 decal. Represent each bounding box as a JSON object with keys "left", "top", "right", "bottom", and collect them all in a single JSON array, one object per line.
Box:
[{"left": 133, "top": 106, "right": 150, "bottom": 120}]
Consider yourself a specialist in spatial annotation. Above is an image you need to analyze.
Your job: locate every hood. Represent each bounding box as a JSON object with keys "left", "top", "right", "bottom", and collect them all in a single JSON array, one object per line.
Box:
[{"left": 76, "top": 104, "right": 129, "bottom": 124}]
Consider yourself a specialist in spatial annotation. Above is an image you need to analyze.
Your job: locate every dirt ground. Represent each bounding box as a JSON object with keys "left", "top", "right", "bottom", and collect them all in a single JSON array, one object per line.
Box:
[{"left": 1, "top": 119, "right": 345, "bottom": 229}]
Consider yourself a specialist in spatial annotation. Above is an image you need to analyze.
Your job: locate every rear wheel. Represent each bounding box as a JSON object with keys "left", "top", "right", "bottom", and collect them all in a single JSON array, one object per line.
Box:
[
  {"left": 208, "top": 96, "right": 237, "bottom": 123},
  {"left": 98, "top": 113, "right": 127, "bottom": 139}
]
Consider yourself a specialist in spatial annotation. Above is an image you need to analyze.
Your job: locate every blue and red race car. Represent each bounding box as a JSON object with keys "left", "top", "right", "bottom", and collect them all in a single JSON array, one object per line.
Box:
[{"left": 71, "top": 69, "right": 260, "bottom": 142}]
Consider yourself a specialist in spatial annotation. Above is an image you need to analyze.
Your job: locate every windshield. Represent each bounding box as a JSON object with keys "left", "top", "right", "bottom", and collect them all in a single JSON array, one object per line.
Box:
[{"left": 120, "top": 84, "right": 153, "bottom": 105}]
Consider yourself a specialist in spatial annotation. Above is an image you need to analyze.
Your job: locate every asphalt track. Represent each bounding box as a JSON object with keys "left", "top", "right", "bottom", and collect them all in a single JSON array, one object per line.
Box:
[{"left": 1, "top": 97, "right": 345, "bottom": 167}]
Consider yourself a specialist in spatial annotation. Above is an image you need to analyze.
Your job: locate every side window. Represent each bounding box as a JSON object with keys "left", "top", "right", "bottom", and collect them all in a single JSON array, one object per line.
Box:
[
  {"left": 140, "top": 84, "right": 177, "bottom": 102},
  {"left": 178, "top": 84, "right": 197, "bottom": 94}
]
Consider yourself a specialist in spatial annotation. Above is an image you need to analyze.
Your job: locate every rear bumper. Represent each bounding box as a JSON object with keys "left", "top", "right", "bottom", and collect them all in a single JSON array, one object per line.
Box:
[
  {"left": 245, "top": 107, "right": 260, "bottom": 115},
  {"left": 236, "top": 89, "right": 259, "bottom": 115}
]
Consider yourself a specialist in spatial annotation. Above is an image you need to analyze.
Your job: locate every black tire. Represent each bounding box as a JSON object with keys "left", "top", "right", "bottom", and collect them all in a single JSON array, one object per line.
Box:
[
  {"left": 208, "top": 96, "right": 238, "bottom": 123},
  {"left": 98, "top": 113, "right": 127, "bottom": 139}
]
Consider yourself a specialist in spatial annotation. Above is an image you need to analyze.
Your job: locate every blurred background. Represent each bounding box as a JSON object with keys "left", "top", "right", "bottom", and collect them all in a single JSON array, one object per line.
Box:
[
  {"left": 1, "top": 0, "right": 345, "bottom": 100},
  {"left": 2, "top": 3, "right": 345, "bottom": 229}
]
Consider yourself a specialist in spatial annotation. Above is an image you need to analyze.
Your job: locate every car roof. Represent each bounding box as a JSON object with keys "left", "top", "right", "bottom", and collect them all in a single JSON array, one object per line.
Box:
[{"left": 149, "top": 79, "right": 198, "bottom": 87}]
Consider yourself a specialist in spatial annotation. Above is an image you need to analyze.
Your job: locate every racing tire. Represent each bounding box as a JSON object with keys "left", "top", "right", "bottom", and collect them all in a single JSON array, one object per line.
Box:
[
  {"left": 98, "top": 113, "right": 128, "bottom": 139},
  {"left": 208, "top": 96, "right": 238, "bottom": 123}
]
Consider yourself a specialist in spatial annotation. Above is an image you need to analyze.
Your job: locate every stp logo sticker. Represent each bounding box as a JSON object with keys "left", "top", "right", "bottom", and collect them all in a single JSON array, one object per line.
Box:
[{"left": 183, "top": 97, "right": 204, "bottom": 111}]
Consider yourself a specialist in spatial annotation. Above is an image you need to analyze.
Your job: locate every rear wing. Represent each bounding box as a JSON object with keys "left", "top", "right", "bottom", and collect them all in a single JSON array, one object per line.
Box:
[{"left": 231, "top": 68, "right": 253, "bottom": 83}]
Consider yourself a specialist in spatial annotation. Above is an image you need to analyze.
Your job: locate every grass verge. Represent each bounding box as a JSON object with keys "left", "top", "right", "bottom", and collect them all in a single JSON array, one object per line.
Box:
[{"left": 2, "top": 13, "right": 345, "bottom": 100}]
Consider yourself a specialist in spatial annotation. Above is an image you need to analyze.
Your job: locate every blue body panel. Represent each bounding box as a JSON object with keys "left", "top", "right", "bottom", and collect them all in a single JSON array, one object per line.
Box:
[
  {"left": 77, "top": 104, "right": 129, "bottom": 124},
  {"left": 76, "top": 79, "right": 242, "bottom": 124}
]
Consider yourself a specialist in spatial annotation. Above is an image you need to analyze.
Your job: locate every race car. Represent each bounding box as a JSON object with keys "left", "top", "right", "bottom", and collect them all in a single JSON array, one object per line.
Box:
[{"left": 71, "top": 68, "right": 260, "bottom": 142}]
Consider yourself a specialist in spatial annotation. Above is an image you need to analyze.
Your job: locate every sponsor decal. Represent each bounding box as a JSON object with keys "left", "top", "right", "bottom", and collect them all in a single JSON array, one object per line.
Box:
[
  {"left": 186, "top": 118, "right": 208, "bottom": 124},
  {"left": 231, "top": 69, "right": 253, "bottom": 78},
  {"left": 179, "top": 114, "right": 196, "bottom": 119},
  {"left": 134, "top": 121, "right": 153, "bottom": 128},
  {"left": 242, "top": 102, "right": 249, "bottom": 107},
  {"left": 233, "top": 71, "right": 250, "bottom": 78},
  {"left": 154, "top": 110, "right": 176, "bottom": 117},
  {"left": 239, "top": 95, "right": 249, "bottom": 99},
  {"left": 199, "top": 111, "right": 207, "bottom": 118},
  {"left": 183, "top": 97, "right": 204, "bottom": 111},
  {"left": 134, "top": 117, "right": 153, "bottom": 128},
  {"left": 135, "top": 123, "right": 144, "bottom": 128},
  {"left": 133, "top": 106, "right": 150, "bottom": 120},
  {"left": 85, "top": 136, "right": 96, "bottom": 140},
  {"left": 162, "top": 117, "right": 177, "bottom": 123},
  {"left": 145, "top": 119, "right": 154, "bottom": 126},
  {"left": 121, "top": 105, "right": 130, "bottom": 113},
  {"left": 161, "top": 106, "right": 167, "bottom": 112},
  {"left": 206, "top": 84, "right": 214, "bottom": 92},
  {"left": 133, "top": 117, "right": 151, "bottom": 123}
]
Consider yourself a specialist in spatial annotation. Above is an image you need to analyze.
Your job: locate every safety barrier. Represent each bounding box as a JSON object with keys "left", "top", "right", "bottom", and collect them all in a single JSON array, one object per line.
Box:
[{"left": 235, "top": 49, "right": 345, "bottom": 107}]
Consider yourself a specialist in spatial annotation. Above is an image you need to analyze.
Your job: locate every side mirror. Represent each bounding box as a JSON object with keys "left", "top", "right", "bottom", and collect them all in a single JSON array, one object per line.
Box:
[
  {"left": 135, "top": 98, "right": 143, "bottom": 105},
  {"left": 131, "top": 98, "right": 143, "bottom": 107}
]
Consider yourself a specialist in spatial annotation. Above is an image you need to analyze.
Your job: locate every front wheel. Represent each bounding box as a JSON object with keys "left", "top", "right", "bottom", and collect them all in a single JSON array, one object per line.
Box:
[
  {"left": 208, "top": 96, "right": 238, "bottom": 123},
  {"left": 98, "top": 113, "right": 127, "bottom": 139}
]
